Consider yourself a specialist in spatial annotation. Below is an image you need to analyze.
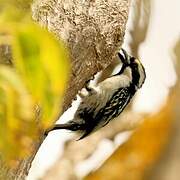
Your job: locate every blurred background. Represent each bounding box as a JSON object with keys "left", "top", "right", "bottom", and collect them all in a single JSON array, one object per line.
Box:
[{"left": 27, "top": 0, "right": 180, "bottom": 180}]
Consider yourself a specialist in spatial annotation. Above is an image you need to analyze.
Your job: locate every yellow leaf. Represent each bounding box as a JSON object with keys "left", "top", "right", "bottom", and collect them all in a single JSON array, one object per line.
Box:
[
  {"left": 0, "top": 66, "right": 37, "bottom": 164},
  {"left": 12, "top": 23, "right": 70, "bottom": 127},
  {"left": 0, "top": 22, "right": 69, "bottom": 164}
]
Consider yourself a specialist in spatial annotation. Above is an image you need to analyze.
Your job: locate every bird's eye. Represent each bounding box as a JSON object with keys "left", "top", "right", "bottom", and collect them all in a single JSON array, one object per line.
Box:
[{"left": 130, "top": 57, "right": 136, "bottom": 63}]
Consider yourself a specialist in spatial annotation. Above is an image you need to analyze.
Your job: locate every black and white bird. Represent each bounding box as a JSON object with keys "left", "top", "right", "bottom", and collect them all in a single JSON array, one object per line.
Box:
[{"left": 46, "top": 49, "right": 146, "bottom": 139}]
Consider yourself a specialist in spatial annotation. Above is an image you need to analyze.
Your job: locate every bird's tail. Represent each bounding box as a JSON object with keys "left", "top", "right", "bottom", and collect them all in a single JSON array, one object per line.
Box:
[{"left": 45, "top": 122, "right": 84, "bottom": 136}]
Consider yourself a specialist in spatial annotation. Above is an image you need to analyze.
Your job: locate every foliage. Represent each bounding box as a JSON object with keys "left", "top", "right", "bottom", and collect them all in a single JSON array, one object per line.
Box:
[{"left": 0, "top": 0, "right": 70, "bottom": 165}]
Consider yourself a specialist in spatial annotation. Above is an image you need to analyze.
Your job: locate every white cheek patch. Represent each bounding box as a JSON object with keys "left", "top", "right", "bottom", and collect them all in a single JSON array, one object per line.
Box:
[{"left": 123, "top": 67, "right": 132, "bottom": 81}]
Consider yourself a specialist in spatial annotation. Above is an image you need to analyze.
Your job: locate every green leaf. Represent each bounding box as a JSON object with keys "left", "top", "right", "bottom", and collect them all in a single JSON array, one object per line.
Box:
[
  {"left": 12, "top": 23, "right": 70, "bottom": 127},
  {"left": 0, "top": 0, "right": 70, "bottom": 166}
]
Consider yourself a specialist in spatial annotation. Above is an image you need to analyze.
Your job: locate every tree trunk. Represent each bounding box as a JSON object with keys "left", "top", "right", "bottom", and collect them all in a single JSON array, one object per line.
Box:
[{"left": 0, "top": 0, "right": 131, "bottom": 179}]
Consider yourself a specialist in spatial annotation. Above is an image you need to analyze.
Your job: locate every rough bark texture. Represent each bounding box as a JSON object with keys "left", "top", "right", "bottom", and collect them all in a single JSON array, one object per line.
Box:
[
  {"left": 0, "top": 0, "right": 130, "bottom": 179},
  {"left": 32, "top": 0, "right": 130, "bottom": 111}
]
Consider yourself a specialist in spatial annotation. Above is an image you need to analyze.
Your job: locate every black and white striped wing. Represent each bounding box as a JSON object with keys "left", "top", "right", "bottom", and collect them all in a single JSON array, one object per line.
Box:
[
  {"left": 79, "top": 87, "right": 133, "bottom": 139},
  {"left": 95, "top": 87, "right": 132, "bottom": 127}
]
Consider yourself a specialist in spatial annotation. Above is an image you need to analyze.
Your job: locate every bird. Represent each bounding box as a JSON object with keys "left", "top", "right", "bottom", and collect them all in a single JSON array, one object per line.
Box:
[{"left": 45, "top": 49, "right": 146, "bottom": 140}]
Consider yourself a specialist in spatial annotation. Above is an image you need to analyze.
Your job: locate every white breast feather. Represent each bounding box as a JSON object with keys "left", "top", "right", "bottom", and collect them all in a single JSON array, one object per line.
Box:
[{"left": 76, "top": 67, "right": 132, "bottom": 116}]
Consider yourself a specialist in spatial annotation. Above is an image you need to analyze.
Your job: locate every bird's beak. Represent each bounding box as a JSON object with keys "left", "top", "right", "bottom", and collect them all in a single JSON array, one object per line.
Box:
[{"left": 118, "top": 63, "right": 127, "bottom": 74}]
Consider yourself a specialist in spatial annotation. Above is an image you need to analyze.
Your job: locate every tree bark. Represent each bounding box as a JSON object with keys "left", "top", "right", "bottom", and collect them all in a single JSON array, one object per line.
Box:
[{"left": 0, "top": 0, "right": 131, "bottom": 179}]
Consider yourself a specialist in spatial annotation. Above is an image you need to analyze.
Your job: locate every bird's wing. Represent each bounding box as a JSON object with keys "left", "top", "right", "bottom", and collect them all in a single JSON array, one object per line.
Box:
[
  {"left": 95, "top": 87, "right": 132, "bottom": 127},
  {"left": 78, "top": 87, "right": 133, "bottom": 140}
]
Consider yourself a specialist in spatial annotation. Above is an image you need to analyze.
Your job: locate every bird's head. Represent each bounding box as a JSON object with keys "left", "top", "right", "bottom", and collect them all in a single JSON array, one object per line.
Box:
[{"left": 118, "top": 49, "right": 146, "bottom": 88}]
